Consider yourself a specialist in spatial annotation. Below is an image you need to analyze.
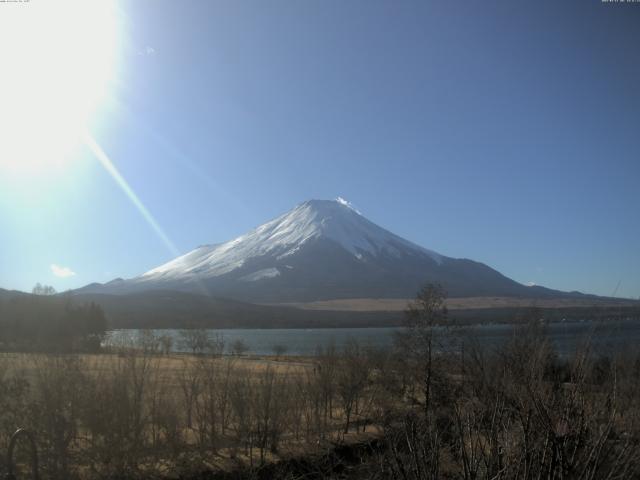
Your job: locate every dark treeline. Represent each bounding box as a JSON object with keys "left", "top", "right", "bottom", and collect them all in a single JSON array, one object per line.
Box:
[
  {"left": 74, "top": 290, "right": 403, "bottom": 329},
  {"left": 71, "top": 289, "right": 640, "bottom": 330},
  {"left": 0, "top": 294, "right": 107, "bottom": 351}
]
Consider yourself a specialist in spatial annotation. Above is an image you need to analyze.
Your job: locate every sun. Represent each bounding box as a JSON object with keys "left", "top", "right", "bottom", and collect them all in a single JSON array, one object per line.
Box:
[{"left": 0, "top": 0, "right": 119, "bottom": 177}]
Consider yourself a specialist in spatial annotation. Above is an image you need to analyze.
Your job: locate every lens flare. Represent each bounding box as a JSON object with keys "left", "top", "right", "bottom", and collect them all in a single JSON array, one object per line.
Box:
[{"left": 83, "top": 132, "right": 180, "bottom": 257}]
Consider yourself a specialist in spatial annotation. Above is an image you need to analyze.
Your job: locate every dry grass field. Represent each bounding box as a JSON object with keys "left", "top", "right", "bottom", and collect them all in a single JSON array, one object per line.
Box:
[
  {"left": 1, "top": 315, "right": 640, "bottom": 479},
  {"left": 0, "top": 343, "right": 390, "bottom": 479}
]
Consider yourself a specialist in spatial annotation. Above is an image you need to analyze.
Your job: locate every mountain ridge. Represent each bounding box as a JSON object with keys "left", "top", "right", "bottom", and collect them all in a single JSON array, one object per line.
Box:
[{"left": 75, "top": 199, "right": 593, "bottom": 302}]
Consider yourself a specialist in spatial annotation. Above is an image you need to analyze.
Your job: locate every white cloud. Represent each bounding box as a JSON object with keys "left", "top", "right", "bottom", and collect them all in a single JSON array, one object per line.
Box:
[
  {"left": 51, "top": 264, "right": 76, "bottom": 278},
  {"left": 136, "top": 46, "right": 156, "bottom": 56},
  {"left": 526, "top": 281, "right": 536, "bottom": 287}
]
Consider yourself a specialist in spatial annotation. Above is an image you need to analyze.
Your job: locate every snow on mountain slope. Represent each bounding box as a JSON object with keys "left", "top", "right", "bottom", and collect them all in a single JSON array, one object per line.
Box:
[
  {"left": 141, "top": 199, "right": 443, "bottom": 282},
  {"left": 77, "top": 198, "right": 575, "bottom": 302}
]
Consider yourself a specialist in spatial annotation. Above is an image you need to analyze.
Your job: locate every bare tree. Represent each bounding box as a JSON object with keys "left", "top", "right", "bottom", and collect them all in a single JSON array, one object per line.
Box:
[
  {"left": 396, "top": 282, "right": 449, "bottom": 416},
  {"left": 29, "top": 355, "right": 85, "bottom": 479},
  {"left": 314, "top": 342, "right": 338, "bottom": 437},
  {"left": 206, "top": 332, "right": 225, "bottom": 356},
  {"left": 272, "top": 344, "right": 287, "bottom": 358},
  {"left": 178, "top": 328, "right": 211, "bottom": 355},
  {"left": 228, "top": 367, "right": 255, "bottom": 461},
  {"left": 137, "top": 329, "right": 160, "bottom": 354},
  {"left": 336, "top": 339, "right": 370, "bottom": 434},
  {"left": 251, "top": 366, "right": 289, "bottom": 462},
  {"left": 158, "top": 334, "right": 173, "bottom": 355},
  {"left": 32, "top": 283, "right": 57, "bottom": 295},
  {"left": 231, "top": 338, "right": 249, "bottom": 356},
  {"left": 178, "top": 358, "right": 201, "bottom": 430}
]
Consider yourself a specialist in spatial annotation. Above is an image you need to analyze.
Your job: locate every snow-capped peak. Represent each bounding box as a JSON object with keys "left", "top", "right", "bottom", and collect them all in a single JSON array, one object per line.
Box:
[{"left": 141, "top": 199, "right": 443, "bottom": 281}]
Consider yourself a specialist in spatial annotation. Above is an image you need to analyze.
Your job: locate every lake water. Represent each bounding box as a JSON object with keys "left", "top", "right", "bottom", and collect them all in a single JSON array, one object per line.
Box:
[{"left": 107, "top": 319, "right": 640, "bottom": 357}]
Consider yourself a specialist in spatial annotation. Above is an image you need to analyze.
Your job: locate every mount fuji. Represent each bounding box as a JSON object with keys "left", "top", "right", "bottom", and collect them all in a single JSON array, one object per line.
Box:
[{"left": 78, "top": 199, "right": 573, "bottom": 303}]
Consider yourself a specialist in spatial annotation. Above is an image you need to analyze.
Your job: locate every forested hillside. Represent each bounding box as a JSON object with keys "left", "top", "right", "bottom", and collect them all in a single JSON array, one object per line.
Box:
[{"left": 0, "top": 293, "right": 107, "bottom": 351}]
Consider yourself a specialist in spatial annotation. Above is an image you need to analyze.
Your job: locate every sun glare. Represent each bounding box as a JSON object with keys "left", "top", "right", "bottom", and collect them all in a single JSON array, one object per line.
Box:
[{"left": 0, "top": 0, "right": 118, "bottom": 177}]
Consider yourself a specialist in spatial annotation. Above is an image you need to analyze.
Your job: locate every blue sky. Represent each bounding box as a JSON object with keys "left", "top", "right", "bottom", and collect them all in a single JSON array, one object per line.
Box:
[{"left": 1, "top": 0, "right": 638, "bottom": 298}]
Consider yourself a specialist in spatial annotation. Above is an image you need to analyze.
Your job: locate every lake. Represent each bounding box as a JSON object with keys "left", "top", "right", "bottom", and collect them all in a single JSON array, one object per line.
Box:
[{"left": 107, "top": 319, "right": 640, "bottom": 357}]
